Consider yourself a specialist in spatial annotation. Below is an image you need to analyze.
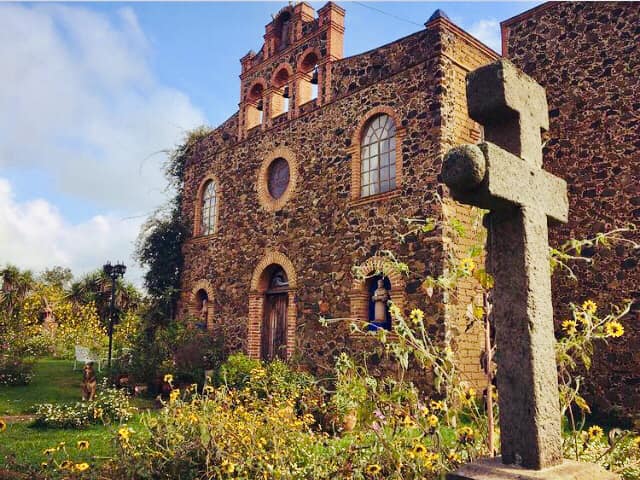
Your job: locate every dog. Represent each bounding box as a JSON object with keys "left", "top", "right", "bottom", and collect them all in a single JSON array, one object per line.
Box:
[{"left": 81, "top": 362, "right": 97, "bottom": 401}]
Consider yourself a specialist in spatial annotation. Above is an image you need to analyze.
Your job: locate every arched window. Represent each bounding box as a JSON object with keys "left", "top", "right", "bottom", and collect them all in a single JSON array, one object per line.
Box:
[
  {"left": 297, "top": 50, "right": 319, "bottom": 106},
  {"left": 360, "top": 114, "right": 397, "bottom": 197},
  {"left": 200, "top": 180, "right": 217, "bottom": 235}
]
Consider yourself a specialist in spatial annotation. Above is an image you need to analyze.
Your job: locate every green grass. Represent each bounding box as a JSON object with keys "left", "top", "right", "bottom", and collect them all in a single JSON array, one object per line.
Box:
[
  {"left": 0, "top": 359, "right": 154, "bottom": 472},
  {"left": 0, "top": 359, "right": 95, "bottom": 416}
]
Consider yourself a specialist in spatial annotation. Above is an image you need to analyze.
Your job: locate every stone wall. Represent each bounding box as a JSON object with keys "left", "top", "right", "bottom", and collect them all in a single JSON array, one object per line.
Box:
[
  {"left": 503, "top": 1, "right": 640, "bottom": 419},
  {"left": 179, "top": 14, "right": 495, "bottom": 383}
]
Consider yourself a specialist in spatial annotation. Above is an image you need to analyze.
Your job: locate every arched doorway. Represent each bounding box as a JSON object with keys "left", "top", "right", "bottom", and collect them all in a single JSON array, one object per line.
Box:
[
  {"left": 261, "top": 266, "right": 289, "bottom": 361},
  {"left": 248, "top": 252, "right": 298, "bottom": 360}
]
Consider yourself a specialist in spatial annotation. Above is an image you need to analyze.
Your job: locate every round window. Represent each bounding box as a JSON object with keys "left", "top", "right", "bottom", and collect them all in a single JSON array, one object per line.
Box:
[{"left": 267, "top": 157, "right": 290, "bottom": 199}]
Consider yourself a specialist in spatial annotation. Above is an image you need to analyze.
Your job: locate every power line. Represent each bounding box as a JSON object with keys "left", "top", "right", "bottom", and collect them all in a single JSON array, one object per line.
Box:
[{"left": 353, "top": 2, "right": 424, "bottom": 28}]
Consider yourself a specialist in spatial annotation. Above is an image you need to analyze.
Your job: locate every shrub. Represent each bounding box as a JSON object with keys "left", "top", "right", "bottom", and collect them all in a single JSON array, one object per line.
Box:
[
  {"left": 216, "top": 353, "right": 261, "bottom": 389},
  {"left": 0, "top": 355, "right": 35, "bottom": 385},
  {"left": 33, "top": 380, "right": 134, "bottom": 429}
]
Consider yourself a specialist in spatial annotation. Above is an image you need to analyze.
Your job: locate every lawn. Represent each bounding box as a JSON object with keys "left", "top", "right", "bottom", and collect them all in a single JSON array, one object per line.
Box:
[
  {"left": 0, "top": 359, "right": 153, "bottom": 472},
  {"left": 0, "top": 359, "right": 91, "bottom": 416}
]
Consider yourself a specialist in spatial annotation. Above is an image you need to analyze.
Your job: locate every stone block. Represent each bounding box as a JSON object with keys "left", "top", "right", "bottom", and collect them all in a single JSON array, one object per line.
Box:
[{"left": 447, "top": 457, "right": 619, "bottom": 480}]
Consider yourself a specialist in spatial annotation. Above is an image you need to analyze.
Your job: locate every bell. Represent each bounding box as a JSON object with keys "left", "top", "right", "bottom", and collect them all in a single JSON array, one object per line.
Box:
[
  {"left": 310, "top": 67, "right": 318, "bottom": 85},
  {"left": 283, "top": 86, "right": 290, "bottom": 98},
  {"left": 256, "top": 100, "right": 263, "bottom": 111}
]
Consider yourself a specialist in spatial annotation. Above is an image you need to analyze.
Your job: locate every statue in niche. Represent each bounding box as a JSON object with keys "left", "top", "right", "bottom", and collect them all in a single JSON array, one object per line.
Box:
[
  {"left": 200, "top": 296, "right": 208, "bottom": 323},
  {"left": 371, "top": 279, "right": 390, "bottom": 323}
]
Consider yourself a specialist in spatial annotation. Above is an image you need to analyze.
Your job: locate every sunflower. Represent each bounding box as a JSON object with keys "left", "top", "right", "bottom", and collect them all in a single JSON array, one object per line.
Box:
[
  {"left": 587, "top": 425, "right": 604, "bottom": 441},
  {"left": 562, "top": 319, "right": 578, "bottom": 336},
  {"left": 365, "top": 464, "right": 382, "bottom": 476},
  {"left": 427, "top": 414, "right": 439, "bottom": 428},
  {"left": 77, "top": 440, "right": 90, "bottom": 450},
  {"left": 169, "top": 388, "right": 181, "bottom": 403},
  {"left": 461, "top": 388, "right": 476, "bottom": 406},
  {"left": 412, "top": 443, "right": 427, "bottom": 456},
  {"left": 0, "top": 419, "right": 6, "bottom": 432},
  {"left": 582, "top": 300, "right": 597, "bottom": 314},
  {"left": 43, "top": 448, "right": 56, "bottom": 456},
  {"left": 409, "top": 308, "right": 424, "bottom": 325},
  {"left": 429, "top": 400, "right": 445, "bottom": 412},
  {"left": 75, "top": 463, "right": 90, "bottom": 472},
  {"left": 220, "top": 459, "right": 235, "bottom": 474},
  {"left": 117, "top": 427, "right": 131, "bottom": 441},
  {"left": 447, "top": 450, "right": 462, "bottom": 463},
  {"left": 163, "top": 373, "right": 173, "bottom": 384},
  {"left": 459, "top": 258, "right": 476, "bottom": 275},
  {"left": 457, "top": 426, "right": 475, "bottom": 444},
  {"left": 60, "top": 460, "right": 74, "bottom": 470},
  {"left": 40, "top": 462, "right": 48, "bottom": 469},
  {"left": 605, "top": 321, "right": 624, "bottom": 338}
]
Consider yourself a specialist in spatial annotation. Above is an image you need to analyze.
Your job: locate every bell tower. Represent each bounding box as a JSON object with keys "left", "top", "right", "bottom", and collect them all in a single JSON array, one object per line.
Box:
[{"left": 238, "top": 2, "right": 345, "bottom": 139}]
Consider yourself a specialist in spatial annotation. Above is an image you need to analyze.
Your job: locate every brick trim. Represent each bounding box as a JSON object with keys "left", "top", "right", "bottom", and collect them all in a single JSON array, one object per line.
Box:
[
  {"left": 256, "top": 146, "right": 299, "bottom": 212},
  {"left": 247, "top": 251, "right": 298, "bottom": 360},
  {"left": 349, "top": 256, "right": 408, "bottom": 329},
  {"left": 270, "top": 62, "right": 295, "bottom": 86},
  {"left": 189, "top": 279, "right": 215, "bottom": 330},
  {"left": 193, "top": 174, "right": 222, "bottom": 237},
  {"left": 349, "top": 106, "right": 406, "bottom": 202}
]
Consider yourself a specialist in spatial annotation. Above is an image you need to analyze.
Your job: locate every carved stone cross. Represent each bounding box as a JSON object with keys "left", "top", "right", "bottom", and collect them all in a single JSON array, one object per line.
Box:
[{"left": 443, "top": 60, "right": 567, "bottom": 470}]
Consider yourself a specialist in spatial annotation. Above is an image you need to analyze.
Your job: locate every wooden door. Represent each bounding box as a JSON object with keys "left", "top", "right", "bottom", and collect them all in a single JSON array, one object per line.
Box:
[{"left": 262, "top": 293, "right": 288, "bottom": 361}]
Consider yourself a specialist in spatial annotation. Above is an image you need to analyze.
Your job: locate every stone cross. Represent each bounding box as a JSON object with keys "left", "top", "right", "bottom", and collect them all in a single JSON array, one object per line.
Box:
[{"left": 442, "top": 60, "right": 568, "bottom": 470}]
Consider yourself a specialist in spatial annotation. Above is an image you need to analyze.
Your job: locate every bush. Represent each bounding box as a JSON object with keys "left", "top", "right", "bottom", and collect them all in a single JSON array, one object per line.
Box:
[
  {"left": 216, "top": 353, "right": 261, "bottom": 389},
  {"left": 0, "top": 355, "right": 35, "bottom": 385},
  {"left": 33, "top": 380, "right": 134, "bottom": 429}
]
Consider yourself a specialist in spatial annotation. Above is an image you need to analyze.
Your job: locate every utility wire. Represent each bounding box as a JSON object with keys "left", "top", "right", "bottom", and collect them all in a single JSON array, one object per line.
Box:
[{"left": 353, "top": 2, "right": 424, "bottom": 28}]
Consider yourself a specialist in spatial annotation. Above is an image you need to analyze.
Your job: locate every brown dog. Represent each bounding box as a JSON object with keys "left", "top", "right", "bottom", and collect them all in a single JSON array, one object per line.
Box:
[{"left": 81, "top": 362, "right": 97, "bottom": 401}]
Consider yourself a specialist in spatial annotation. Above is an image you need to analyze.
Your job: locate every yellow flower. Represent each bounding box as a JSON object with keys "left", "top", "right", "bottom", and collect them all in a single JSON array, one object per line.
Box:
[
  {"left": 169, "top": 389, "right": 181, "bottom": 403},
  {"left": 43, "top": 448, "right": 56, "bottom": 455},
  {"left": 458, "top": 426, "right": 475, "bottom": 444},
  {"left": 402, "top": 415, "right": 416, "bottom": 427},
  {"left": 60, "top": 460, "right": 74, "bottom": 470},
  {"left": 77, "top": 440, "right": 90, "bottom": 450},
  {"left": 117, "top": 427, "right": 131, "bottom": 441},
  {"left": 633, "top": 436, "right": 640, "bottom": 448},
  {"left": 562, "top": 319, "right": 578, "bottom": 335},
  {"left": 365, "top": 463, "right": 382, "bottom": 475},
  {"left": 575, "top": 311, "right": 589, "bottom": 326},
  {"left": 447, "top": 450, "right": 462, "bottom": 463},
  {"left": 605, "top": 321, "right": 624, "bottom": 338},
  {"left": 461, "top": 388, "right": 476, "bottom": 405},
  {"left": 582, "top": 300, "right": 597, "bottom": 314},
  {"left": 221, "top": 459, "right": 235, "bottom": 474},
  {"left": 75, "top": 463, "right": 90, "bottom": 472},
  {"left": 389, "top": 304, "right": 401, "bottom": 319},
  {"left": 92, "top": 407, "right": 103, "bottom": 419},
  {"left": 0, "top": 419, "right": 6, "bottom": 432},
  {"left": 587, "top": 425, "right": 603, "bottom": 440},
  {"left": 427, "top": 414, "right": 439, "bottom": 428},
  {"left": 574, "top": 396, "right": 591, "bottom": 413},
  {"left": 203, "top": 385, "right": 215, "bottom": 395},
  {"left": 163, "top": 373, "right": 173, "bottom": 384},
  {"left": 40, "top": 462, "right": 48, "bottom": 469},
  {"left": 412, "top": 443, "right": 427, "bottom": 456},
  {"left": 459, "top": 258, "right": 476, "bottom": 275},
  {"left": 473, "top": 305, "right": 485, "bottom": 320},
  {"left": 409, "top": 308, "right": 424, "bottom": 325},
  {"left": 430, "top": 400, "right": 445, "bottom": 412}
]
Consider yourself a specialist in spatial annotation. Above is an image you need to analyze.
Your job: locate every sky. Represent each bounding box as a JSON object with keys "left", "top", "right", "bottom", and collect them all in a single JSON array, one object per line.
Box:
[{"left": 0, "top": 1, "right": 540, "bottom": 288}]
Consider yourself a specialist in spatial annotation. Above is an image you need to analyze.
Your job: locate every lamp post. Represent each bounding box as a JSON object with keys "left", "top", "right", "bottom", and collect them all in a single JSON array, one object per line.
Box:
[{"left": 103, "top": 261, "right": 126, "bottom": 370}]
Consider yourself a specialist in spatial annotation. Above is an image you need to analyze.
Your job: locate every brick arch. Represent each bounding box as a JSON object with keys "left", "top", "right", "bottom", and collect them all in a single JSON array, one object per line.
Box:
[
  {"left": 296, "top": 47, "right": 322, "bottom": 73},
  {"left": 246, "top": 78, "right": 267, "bottom": 102},
  {"left": 193, "top": 174, "right": 221, "bottom": 237},
  {"left": 256, "top": 146, "right": 299, "bottom": 212},
  {"left": 248, "top": 251, "right": 298, "bottom": 360},
  {"left": 349, "top": 256, "right": 408, "bottom": 325},
  {"left": 270, "top": 63, "right": 294, "bottom": 87},
  {"left": 348, "top": 106, "right": 406, "bottom": 202},
  {"left": 189, "top": 279, "right": 215, "bottom": 330},
  {"left": 250, "top": 250, "right": 298, "bottom": 291}
]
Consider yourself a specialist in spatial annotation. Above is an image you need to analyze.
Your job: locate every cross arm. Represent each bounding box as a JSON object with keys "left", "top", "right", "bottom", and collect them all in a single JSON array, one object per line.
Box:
[{"left": 442, "top": 142, "right": 569, "bottom": 223}]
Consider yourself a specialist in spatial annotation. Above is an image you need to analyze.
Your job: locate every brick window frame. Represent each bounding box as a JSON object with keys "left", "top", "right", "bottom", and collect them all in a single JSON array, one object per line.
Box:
[
  {"left": 193, "top": 174, "right": 221, "bottom": 237},
  {"left": 247, "top": 251, "right": 298, "bottom": 360},
  {"left": 349, "top": 256, "right": 408, "bottom": 333},
  {"left": 348, "top": 106, "right": 406, "bottom": 204},
  {"left": 189, "top": 279, "right": 215, "bottom": 330},
  {"left": 256, "top": 146, "right": 299, "bottom": 212}
]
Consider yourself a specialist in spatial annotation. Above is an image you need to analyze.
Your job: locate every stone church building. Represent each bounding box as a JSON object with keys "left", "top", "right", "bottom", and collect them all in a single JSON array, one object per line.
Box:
[{"left": 178, "top": 2, "right": 639, "bottom": 411}]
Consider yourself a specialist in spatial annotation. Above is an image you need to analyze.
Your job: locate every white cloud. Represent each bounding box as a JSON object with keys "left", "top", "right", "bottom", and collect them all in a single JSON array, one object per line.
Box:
[
  {"left": 0, "top": 178, "right": 146, "bottom": 286},
  {"left": 467, "top": 19, "right": 501, "bottom": 53},
  {"left": 0, "top": 4, "right": 206, "bottom": 287},
  {"left": 0, "top": 4, "right": 205, "bottom": 212}
]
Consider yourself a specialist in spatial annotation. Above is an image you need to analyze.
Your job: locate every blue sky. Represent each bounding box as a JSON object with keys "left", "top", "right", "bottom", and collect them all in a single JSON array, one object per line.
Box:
[{"left": 0, "top": 1, "right": 540, "bottom": 286}]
